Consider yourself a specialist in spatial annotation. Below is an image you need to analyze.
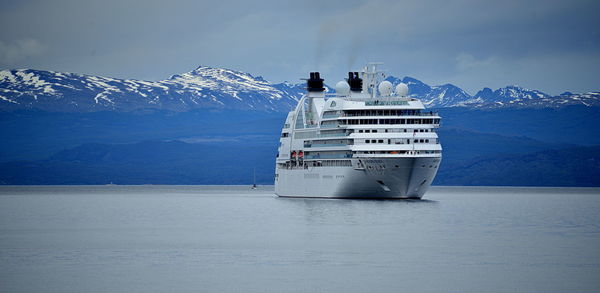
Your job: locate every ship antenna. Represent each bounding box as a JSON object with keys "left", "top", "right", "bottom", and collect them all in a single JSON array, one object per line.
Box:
[{"left": 363, "top": 62, "right": 384, "bottom": 99}]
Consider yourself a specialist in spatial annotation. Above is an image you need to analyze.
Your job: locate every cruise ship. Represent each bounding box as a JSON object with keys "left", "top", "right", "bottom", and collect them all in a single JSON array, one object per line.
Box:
[{"left": 274, "top": 63, "right": 442, "bottom": 199}]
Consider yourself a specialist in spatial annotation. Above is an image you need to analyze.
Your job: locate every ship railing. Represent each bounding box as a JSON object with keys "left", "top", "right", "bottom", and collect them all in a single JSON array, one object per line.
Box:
[
  {"left": 317, "top": 132, "right": 351, "bottom": 137},
  {"left": 322, "top": 113, "right": 341, "bottom": 119},
  {"left": 319, "top": 124, "right": 343, "bottom": 129},
  {"left": 304, "top": 143, "right": 349, "bottom": 148},
  {"left": 364, "top": 100, "right": 410, "bottom": 106},
  {"left": 305, "top": 154, "right": 353, "bottom": 159}
]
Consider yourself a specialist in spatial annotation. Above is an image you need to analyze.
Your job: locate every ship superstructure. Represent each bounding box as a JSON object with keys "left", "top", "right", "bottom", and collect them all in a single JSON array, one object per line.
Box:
[{"left": 274, "top": 63, "right": 442, "bottom": 199}]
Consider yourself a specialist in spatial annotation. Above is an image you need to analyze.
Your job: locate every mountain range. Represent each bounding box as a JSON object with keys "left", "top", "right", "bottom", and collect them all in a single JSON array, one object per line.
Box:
[
  {"left": 0, "top": 67, "right": 303, "bottom": 112},
  {"left": 1, "top": 65, "right": 599, "bottom": 186},
  {"left": 1, "top": 66, "right": 598, "bottom": 112},
  {"left": 384, "top": 76, "right": 600, "bottom": 108}
]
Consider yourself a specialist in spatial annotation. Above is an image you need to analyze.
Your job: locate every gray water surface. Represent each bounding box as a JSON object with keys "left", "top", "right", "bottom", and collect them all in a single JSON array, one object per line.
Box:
[{"left": 1, "top": 185, "right": 599, "bottom": 292}]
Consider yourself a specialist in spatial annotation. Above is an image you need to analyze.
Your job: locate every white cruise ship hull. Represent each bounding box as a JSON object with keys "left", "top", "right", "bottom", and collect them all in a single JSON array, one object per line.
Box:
[{"left": 275, "top": 157, "right": 441, "bottom": 199}]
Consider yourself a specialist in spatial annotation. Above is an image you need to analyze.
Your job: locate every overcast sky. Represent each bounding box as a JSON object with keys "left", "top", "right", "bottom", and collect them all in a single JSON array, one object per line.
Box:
[{"left": 1, "top": 0, "right": 598, "bottom": 95}]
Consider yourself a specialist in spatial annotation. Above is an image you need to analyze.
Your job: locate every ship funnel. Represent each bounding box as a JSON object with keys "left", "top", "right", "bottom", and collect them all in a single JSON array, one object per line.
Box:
[
  {"left": 348, "top": 72, "right": 363, "bottom": 92},
  {"left": 307, "top": 72, "right": 325, "bottom": 92}
]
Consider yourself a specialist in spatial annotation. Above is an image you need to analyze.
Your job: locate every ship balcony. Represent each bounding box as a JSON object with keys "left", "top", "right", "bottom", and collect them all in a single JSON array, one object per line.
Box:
[
  {"left": 303, "top": 144, "right": 353, "bottom": 151},
  {"left": 319, "top": 124, "right": 347, "bottom": 129},
  {"left": 304, "top": 153, "right": 353, "bottom": 159}
]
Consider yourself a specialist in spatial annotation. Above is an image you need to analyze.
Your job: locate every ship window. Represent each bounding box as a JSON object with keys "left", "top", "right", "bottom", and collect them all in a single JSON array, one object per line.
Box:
[
  {"left": 378, "top": 140, "right": 383, "bottom": 143},
  {"left": 281, "top": 133, "right": 289, "bottom": 137},
  {"left": 365, "top": 130, "right": 370, "bottom": 133},
  {"left": 373, "top": 130, "right": 377, "bottom": 133},
  {"left": 359, "top": 129, "right": 363, "bottom": 133},
  {"left": 365, "top": 140, "right": 370, "bottom": 143},
  {"left": 295, "top": 110, "right": 305, "bottom": 129}
]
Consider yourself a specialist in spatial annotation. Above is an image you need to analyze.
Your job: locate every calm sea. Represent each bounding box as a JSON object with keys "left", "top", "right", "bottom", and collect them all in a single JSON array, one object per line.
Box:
[{"left": 0, "top": 185, "right": 599, "bottom": 293}]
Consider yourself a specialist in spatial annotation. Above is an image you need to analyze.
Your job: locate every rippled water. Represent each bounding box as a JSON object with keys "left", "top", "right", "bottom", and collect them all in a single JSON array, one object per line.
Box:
[{"left": 1, "top": 185, "right": 599, "bottom": 292}]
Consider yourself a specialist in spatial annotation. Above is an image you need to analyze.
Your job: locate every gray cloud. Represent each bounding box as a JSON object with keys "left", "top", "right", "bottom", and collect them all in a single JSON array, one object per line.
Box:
[
  {"left": 0, "top": 0, "right": 598, "bottom": 95},
  {"left": 0, "top": 38, "right": 45, "bottom": 64}
]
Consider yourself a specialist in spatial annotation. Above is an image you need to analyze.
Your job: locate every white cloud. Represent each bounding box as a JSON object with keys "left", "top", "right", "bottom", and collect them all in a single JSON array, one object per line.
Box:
[{"left": 0, "top": 38, "right": 45, "bottom": 65}]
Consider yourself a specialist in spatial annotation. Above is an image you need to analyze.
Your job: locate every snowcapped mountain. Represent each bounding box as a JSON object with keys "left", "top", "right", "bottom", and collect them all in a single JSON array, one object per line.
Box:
[
  {"left": 386, "top": 76, "right": 472, "bottom": 108},
  {"left": 0, "top": 66, "right": 598, "bottom": 113},
  {"left": 474, "top": 85, "right": 551, "bottom": 102},
  {"left": 385, "top": 75, "right": 599, "bottom": 108},
  {"left": 0, "top": 66, "right": 302, "bottom": 112},
  {"left": 469, "top": 86, "right": 600, "bottom": 108}
]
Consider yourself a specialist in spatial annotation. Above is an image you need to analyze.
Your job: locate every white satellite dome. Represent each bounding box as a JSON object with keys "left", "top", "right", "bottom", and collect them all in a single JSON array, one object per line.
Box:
[
  {"left": 378, "top": 81, "right": 393, "bottom": 97},
  {"left": 335, "top": 81, "right": 350, "bottom": 96},
  {"left": 395, "top": 83, "right": 409, "bottom": 97}
]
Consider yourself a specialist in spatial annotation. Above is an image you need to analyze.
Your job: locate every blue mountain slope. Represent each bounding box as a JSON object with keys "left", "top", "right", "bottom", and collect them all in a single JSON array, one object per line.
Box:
[
  {"left": 437, "top": 128, "right": 572, "bottom": 167},
  {"left": 435, "top": 145, "right": 600, "bottom": 186},
  {"left": 438, "top": 106, "right": 600, "bottom": 145},
  {"left": 0, "top": 140, "right": 278, "bottom": 185}
]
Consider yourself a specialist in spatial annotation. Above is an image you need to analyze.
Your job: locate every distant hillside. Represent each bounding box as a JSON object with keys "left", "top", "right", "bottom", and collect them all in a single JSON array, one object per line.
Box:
[
  {"left": 436, "top": 146, "right": 600, "bottom": 187},
  {"left": 1, "top": 140, "right": 598, "bottom": 187},
  {"left": 437, "top": 128, "right": 571, "bottom": 167},
  {"left": 0, "top": 140, "right": 277, "bottom": 185},
  {"left": 0, "top": 109, "right": 285, "bottom": 162},
  {"left": 438, "top": 106, "right": 600, "bottom": 145}
]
